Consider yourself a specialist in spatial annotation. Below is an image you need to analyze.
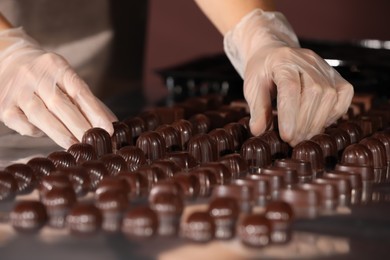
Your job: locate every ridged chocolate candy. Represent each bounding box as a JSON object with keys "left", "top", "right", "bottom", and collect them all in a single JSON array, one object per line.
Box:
[
  {"left": 189, "top": 113, "right": 211, "bottom": 134},
  {"left": 66, "top": 203, "right": 102, "bottom": 236},
  {"left": 240, "top": 137, "right": 272, "bottom": 173},
  {"left": 182, "top": 211, "right": 215, "bottom": 243},
  {"left": 99, "top": 154, "right": 128, "bottom": 176},
  {"left": 81, "top": 160, "right": 109, "bottom": 190},
  {"left": 360, "top": 137, "right": 387, "bottom": 183},
  {"left": 67, "top": 143, "right": 97, "bottom": 164},
  {"left": 187, "top": 134, "right": 218, "bottom": 163},
  {"left": 166, "top": 151, "right": 198, "bottom": 171},
  {"left": 274, "top": 158, "right": 313, "bottom": 183},
  {"left": 111, "top": 121, "right": 132, "bottom": 151},
  {"left": 0, "top": 171, "right": 17, "bottom": 201},
  {"left": 259, "top": 130, "right": 290, "bottom": 160},
  {"left": 172, "top": 119, "right": 193, "bottom": 150},
  {"left": 219, "top": 153, "right": 249, "bottom": 180},
  {"left": 122, "top": 117, "right": 146, "bottom": 143},
  {"left": 223, "top": 123, "right": 248, "bottom": 152},
  {"left": 311, "top": 134, "right": 338, "bottom": 171},
  {"left": 27, "top": 157, "right": 56, "bottom": 180},
  {"left": 155, "top": 124, "right": 181, "bottom": 152},
  {"left": 117, "top": 146, "right": 147, "bottom": 171},
  {"left": 338, "top": 121, "right": 363, "bottom": 143},
  {"left": 10, "top": 200, "right": 48, "bottom": 233},
  {"left": 209, "top": 128, "right": 235, "bottom": 156},
  {"left": 292, "top": 140, "right": 324, "bottom": 179},
  {"left": 61, "top": 166, "right": 91, "bottom": 197},
  {"left": 82, "top": 127, "right": 113, "bottom": 157},
  {"left": 139, "top": 111, "right": 160, "bottom": 131},
  {"left": 47, "top": 151, "right": 77, "bottom": 169},
  {"left": 237, "top": 214, "right": 271, "bottom": 247},
  {"left": 122, "top": 206, "right": 158, "bottom": 238},
  {"left": 4, "top": 163, "right": 36, "bottom": 194},
  {"left": 136, "top": 131, "right": 166, "bottom": 162}
]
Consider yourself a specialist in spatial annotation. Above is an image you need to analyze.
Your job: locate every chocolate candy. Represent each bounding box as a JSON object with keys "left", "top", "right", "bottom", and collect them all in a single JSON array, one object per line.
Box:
[
  {"left": 117, "top": 146, "right": 147, "bottom": 171},
  {"left": 297, "top": 183, "right": 338, "bottom": 213},
  {"left": 261, "top": 166, "right": 299, "bottom": 188},
  {"left": 10, "top": 200, "right": 48, "bottom": 233},
  {"left": 67, "top": 143, "right": 97, "bottom": 164},
  {"left": 360, "top": 137, "right": 387, "bottom": 183},
  {"left": 209, "top": 128, "right": 235, "bottom": 156},
  {"left": 182, "top": 211, "right": 215, "bottom": 243},
  {"left": 82, "top": 127, "right": 113, "bottom": 157},
  {"left": 259, "top": 130, "right": 290, "bottom": 160},
  {"left": 139, "top": 111, "right": 160, "bottom": 131},
  {"left": 153, "top": 107, "right": 184, "bottom": 125},
  {"left": 372, "top": 132, "right": 390, "bottom": 180},
  {"left": 247, "top": 174, "right": 284, "bottom": 200},
  {"left": 47, "top": 151, "right": 77, "bottom": 169},
  {"left": 240, "top": 137, "right": 272, "bottom": 173},
  {"left": 39, "top": 172, "right": 73, "bottom": 198},
  {"left": 0, "top": 171, "right": 17, "bottom": 201},
  {"left": 95, "top": 177, "right": 131, "bottom": 199},
  {"left": 208, "top": 197, "right": 239, "bottom": 239},
  {"left": 66, "top": 203, "right": 102, "bottom": 236},
  {"left": 166, "top": 151, "right": 198, "bottom": 171},
  {"left": 311, "top": 134, "right": 338, "bottom": 171},
  {"left": 41, "top": 187, "right": 77, "bottom": 228},
  {"left": 219, "top": 153, "right": 249, "bottom": 180},
  {"left": 189, "top": 113, "right": 211, "bottom": 134},
  {"left": 324, "top": 172, "right": 362, "bottom": 204},
  {"left": 111, "top": 121, "right": 132, "bottom": 151},
  {"left": 122, "top": 206, "right": 158, "bottom": 238},
  {"left": 117, "top": 172, "right": 148, "bottom": 198},
  {"left": 122, "top": 117, "right": 146, "bottom": 143},
  {"left": 27, "top": 157, "right": 56, "bottom": 180},
  {"left": 148, "top": 180, "right": 183, "bottom": 204},
  {"left": 99, "top": 154, "right": 128, "bottom": 176},
  {"left": 4, "top": 163, "right": 36, "bottom": 194},
  {"left": 237, "top": 214, "right": 271, "bottom": 247},
  {"left": 61, "top": 166, "right": 91, "bottom": 197},
  {"left": 133, "top": 165, "right": 166, "bottom": 190},
  {"left": 264, "top": 201, "right": 294, "bottom": 244},
  {"left": 136, "top": 131, "right": 166, "bottom": 162},
  {"left": 151, "top": 159, "right": 181, "bottom": 179},
  {"left": 187, "top": 134, "right": 218, "bottom": 163},
  {"left": 155, "top": 124, "right": 181, "bottom": 152},
  {"left": 238, "top": 116, "right": 251, "bottom": 136},
  {"left": 338, "top": 121, "right": 363, "bottom": 143},
  {"left": 274, "top": 159, "right": 313, "bottom": 183},
  {"left": 212, "top": 184, "right": 253, "bottom": 214},
  {"left": 189, "top": 168, "right": 218, "bottom": 197},
  {"left": 325, "top": 127, "right": 351, "bottom": 157},
  {"left": 276, "top": 188, "right": 320, "bottom": 219},
  {"left": 204, "top": 110, "right": 235, "bottom": 129},
  {"left": 236, "top": 178, "right": 270, "bottom": 207},
  {"left": 198, "top": 162, "right": 232, "bottom": 185},
  {"left": 172, "top": 174, "right": 200, "bottom": 199},
  {"left": 314, "top": 178, "right": 352, "bottom": 207},
  {"left": 223, "top": 122, "right": 248, "bottom": 152},
  {"left": 81, "top": 160, "right": 109, "bottom": 190},
  {"left": 292, "top": 140, "right": 324, "bottom": 178},
  {"left": 172, "top": 119, "right": 193, "bottom": 150}
]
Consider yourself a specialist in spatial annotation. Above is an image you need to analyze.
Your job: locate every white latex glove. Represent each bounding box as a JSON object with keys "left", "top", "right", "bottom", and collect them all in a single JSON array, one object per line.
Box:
[
  {"left": 224, "top": 9, "right": 354, "bottom": 146},
  {"left": 0, "top": 27, "right": 117, "bottom": 148}
]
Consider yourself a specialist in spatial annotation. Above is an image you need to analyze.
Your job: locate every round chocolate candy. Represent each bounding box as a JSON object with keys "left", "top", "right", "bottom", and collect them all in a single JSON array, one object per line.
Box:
[
  {"left": 259, "top": 130, "right": 290, "bottom": 160},
  {"left": 351, "top": 116, "right": 376, "bottom": 137},
  {"left": 314, "top": 177, "right": 352, "bottom": 207},
  {"left": 311, "top": 133, "right": 338, "bottom": 171},
  {"left": 117, "top": 172, "right": 148, "bottom": 198},
  {"left": 0, "top": 171, "right": 17, "bottom": 201},
  {"left": 325, "top": 127, "right": 351, "bottom": 157},
  {"left": 67, "top": 143, "right": 97, "bottom": 164},
  {"left": 99, "top": 154, "right": 128, "bottom": 176},
  {"left": 274, "top": 158, "right": 313, "bottom": 183},
  {"left": 81, "top": 160, "right": 109, "bottom": 190},
  {"left": 4, "top": 163, "right": 36, "bottom": 194},
  {"left": 117, "top": 146, "right": 147, "bottom": 171},
  {"left": 297, "top": 183, "right": 338, "bottom": 213},
  {"left": 39, "top": 172, "right": 73, "bottom": 198},
  {"left": 66, "top": 203, "right": 102, "bottom": 235},
  {"left": 360, "top": 137, "right": 387, "bottom": 183},
  {"left": 219, "top": 153, "right": 249, "bottom": 180},
  {"left": 182, "top": 211, "right": 215, "bottom": 243},
  {"left": 148, "top": 180, "right": 183, "bottom": 203},
  {"left": 341, "top": 144, "right": 373, "bottom": 167},
  {"left": 324, "top": 172, "right": 362, "bottom": 205},
  {"left": 338, "top": 121, "right": 363, "bottom": 143},
  {"left": 264, "top": 201, "right": 294, "bottom": 244},
  {"left": 172, "top": 119, "right": 193, "bottom": 150},
  {"left": 122, "top": 117, "right": 146, "bottom": 143},
  {"left": 151, "top": 159, "right": 181, "bottom": 179},
  {"left": 241, "top": 177, "right": 270, "bottom": 207},
  {"left": 189, "top": 168, "right": 218, "bottom": 197},
  {"left": 187, "top": 134, "right": 218, "bottom": 163},
  {"left": 136, "top": 131, "right": 166, "bottom": 162},
  {"left": 122, "top": 206, "right": 158, "bottom": 239},
  {"left": 208, "top": 197, "right": 239, "bottom": 240},
  {"left": 261, "top": 166, "right": 299, "bottom": 188},
  {"left": 27, "top": 157, "right": 56, "bottom": 180},
  {"left": 139, "top": 111, "right": 160, "bottom": 131},
  {"left": 276, "top": 188, "right": 320, "bottom": 219},
  {"left": 212, "top": 184, "right": 253, "bottom": 214},
  {"left": 61, "top": 166, "right": 91, "bottom": 197},
  {"left": 155, "top": 124, "right": 181, "bottom": 152},
  {"left": 111, "top": 121, "right": 132, "bottom": 151},
  {"left": 247, "top": 174, "right": 284, "bottom": 201},
  {"left": 95, "top": 177, "right": 131, "bottom": 199},
  {"left": 223, "top": 122, "right": 248, "bottom": 152},
  {"left": 292, "top": 140, "right": 324, "bottom": 179},
  {"left": 238, "top": 116, "right": 251, "bottom": 136},
  {"left": 189, "top": 113, "right": 211, "bottom": 134},
  {"left": 133, "top": 165, "right": 166, "bottom": 190},
  {"left": 95, "top": 190, "right": 129, "bottom": 233},
  {"left": 209, "top": 128, "right": 235, "bottom": 157},
  {"left": 166, "top": 151, "right": 198, "bottom": 171},
  {"left": 10, "top": 200, "right": 48, "bottom": 233},
  {"left": 47, "top": 151, "right": 77, "bottom": 169},
  {"left": 172, "top": 174, "right": 200, "bottom": 199},
  {"left": 198, "top": 162, "right": 232, "bottom": 185},
  {"left": 41, "top": 187, "right": 77, "bottom": 228},
  {"left": 82, "top": 127, "right": 113, "bottom": 157},
  {"left": 240, "top": 137, "right": 272, "bottom": 173},
  {"left": 237, "top": 214, "right": 271, "bottom": 247}
]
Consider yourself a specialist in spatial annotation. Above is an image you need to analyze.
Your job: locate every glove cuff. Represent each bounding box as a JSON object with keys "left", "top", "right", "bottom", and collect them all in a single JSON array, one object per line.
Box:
[{"left": 223, "top": 9, "right": 300, "bottom": 78}]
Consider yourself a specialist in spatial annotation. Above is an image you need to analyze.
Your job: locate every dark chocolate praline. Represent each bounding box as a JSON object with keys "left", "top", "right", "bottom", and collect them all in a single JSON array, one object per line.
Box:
[
  {"left": 66, "top": 203, "right": 103, "bottom": 236},
  {"left": 182, "top": 211, "right": 215, "bottom": 243},
  {"left": 81, "top": 160, "right": 109, "bottom": 190},
  {"left": 122, "top": 206, "right": 158, "bottom": 239},
  {"left": 122, "top": 116, "right": 146, "bottom": 143},
  {"left": 187, "top": 133, "right": 218, "bottom": 163},
  {"left": 117, "top": 146, "right": 147, "bottom": 171},
  {"left": 240, "top": 137, "right": 272, "bottom": 172},
  {"left": 82, "top": 127, "right": 113, "bottom": 157},
  {"left": 111, "top": 121, "right": 133, "bottom": 151},
  {"left": 27, "top": 157, "right": 56, "bottom": 180},
  {"left": 39, "top": 172, "right": 73, "bottom": 198},
  {"left": 188, "top": 113, "right": 211, "bottom": 135},
  {"left": 4, "top": 163, "right": 36, "bottom": 194},
  {"left": 47, "top": 151, "right": 77, "bottom": 169},
  {"left": 67, "top": 143, "right": 97, "bottom": 164},
  {"left": 208, "top": 197, "right": 239, "bottom": 240},
  {"left": 10, "top": 200, "right": 48, "bottom": 233},
  {"left": 209, "top": 128, "right": 235, "bottom": 157},
  {"left": 171, "top": 119, "right": 193, "bottom": 150},
  {"left": 99, "top": 153, "right": 128, "bottom": 177},
  {"left": 136, "top": 131, "right": 166, "bottom": 163},
  {"left": 60, "top": 166, "right": 91, "bottom": 197},
  {"left": 0, "top": 171, "right": 18, "bottom": 201},
  {"left": 237, "top": 214, "right": 271, "bottom": 247},
  {"left": 292, "top": 140, "right": 324, "bottom": 179}
]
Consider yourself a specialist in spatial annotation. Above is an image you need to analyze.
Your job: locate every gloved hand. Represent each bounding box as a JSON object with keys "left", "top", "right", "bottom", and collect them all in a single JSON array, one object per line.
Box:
[
  {"left": 224, "top": 9, "right": 354, "bottom": 146},
  {"left": 0, "top": 27, "right": 117, "bottom": 148}
]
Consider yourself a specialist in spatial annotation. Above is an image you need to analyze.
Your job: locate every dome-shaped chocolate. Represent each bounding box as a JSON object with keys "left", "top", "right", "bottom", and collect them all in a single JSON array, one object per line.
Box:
[
  {"left": 341, "top": 144, "right": 374, "bottom": 167},
  {"left": 274, "top": 158, "right": 313, "bottom": 183},
  {"left": 82, "top": 127, "right": 113, "bottom": 157},
  {"left": 151, "top": 159, "right": 181, "bottom": 179},
  {"left": 166, "top": 151, "right": 198, "bottom": 171},
  {"left": 139, "top": 111, "right": 160, "bottom": 131},
  {"left": 219, "top": 153, "right": 249, "bottom": 180},
  {"left": 122, "top": 206, "right": 158, "bottom": 238},
  {"left": 111, "top": 121, "right": 132, "bottom": 151},
  {"left": 136, "top": 131, "right": 166, "bottom": 162},
  {"left": 259, "top": 130, "right": 290, "bottom": 160},
  {"left": 189, "top": 113, "right": 211, "bottom": 134},
  {"left": 223, "top": 122, "right": 248, "bottom": 152},
  {"left": 122, "top": 117, "right": 146, "bottom": 143},
  {"left": 187, "top": 134, "right": 218, "bottom": 163},
  {"left": 155, "top": 124, "right": 181, "bottom": 152},
  {"left": 47, "top": 151, "right": 77, "bottom": 169},
  {"left": 182, "top": 211, "right": 215, "bottom": 243},
  {"left": 39, "top": 172, "right": 73, "bottom": 198},
  {"left": 0, "top": 171, "right": 17, "bottom": 201},
  {"left": 292, "top": 140, "right": 324, "bottom": 178},
  {"left": 67, "top": 143, "right": 97, "bottom": 164},
  {"left": 99, "top": 154, "right": 128, "bottom": 176},
  {"left": 198, "top": 162, "right": 232, "bottom": 185},
  {"left": 60, "top": 166, "right": 91, "bottom": 197},
  {"left": 311, "top": 134, "right": 338, "bottom": 171},
  {"left": 264, "top": 201, "right": 294, "bottom": 243},
  {"left": 10, "top": 200, "right": 48, "bottom": 233},
  {"left": 338, "top": 122, "right": 363, "bottom": 143},
  {"left": 237, "top": 214, "right": 271, "bottom": 247},
  {"left": 209, "top": 128, "right": 235, "bottom": 157},
  {"left": 117, "top": 172, "right": 148, "bottom": 198},
  {"left": 27, "top": 157, "right": 56, "bottom": 180},
  {"left": 240, "top": 137, "right": 272, "bottom": 172},
  {"left": 81, "top": 160, "right": 109, "bottom": 190},
  {"left": 66, "top": 203, "right": 102, "bottom": 236},
  {"left": 4, "top": 163, "right": 36, "bottom": 194},
  {"left": 172, "top": 119, "right": 193, "bottom": 150},
  {"left": 117, "top": 146, "right": 147, "bottom": 171},
  {"left": 208, "top": 197, "right": 239, "bottom": 240},
  {"left": 360, "top": 137, "right": 387, "bottom": 182}
]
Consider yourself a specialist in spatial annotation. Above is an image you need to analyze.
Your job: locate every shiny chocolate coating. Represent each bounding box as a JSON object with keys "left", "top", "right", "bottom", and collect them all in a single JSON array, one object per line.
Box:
[
  {"left": 172, "top": 174, "right": 200, "bottom": 199},
  {"left": 39, "top": 172, "right": 73, "bottom": 198},
  {"left": 314, "top": 177, "right": 352, "bottom": 207},
  {"left": 122, "top": 116, "right": 146, "bottom": 143},
  {"left": 27, "top": 157, "right": 56, "bottom": 180},
  {"left": 136, "top": 131, "right": 166, "bottom": 162},
  {"left": 10, "top": 200, "right": 48, "bottom": 233},
  {"left": 153, "top": 107, "right": 184, "bottom": 125},
  {"left": 372, "top": 132, "right": 390, "bottom": 161},
  {"left": 338, "top": 121, "right": 363, "bottom": 143},
  {"left": 117, "top": 172, "right": 148, "bottom": 198},
  {"left": 240, "top": 137, "right": 272, "bottom": 172},
  {"left": 99, "top": 154, "right": 128, "bottom": 176},
  {"left": 198, "top": 162, "right": 232, "bottom": 185},
  {"left": 67, "top": 143, "right": 97, "bottom": 164},
  {"left": 324, "top": 172, "right": 363, "bottom": 204},
  {"left": 61, "top": 166, "right": 91, "bottom": 197},
  {"left": 182, "top": 211, "right": 215, "bottom": 243},
  {"left": 139, "top": 111, "right": 160, "bottom": 131},
  {"left": 238, "top": 116, "right": 251, "bottom": 136},
  {"left": 297, "top": 183, "right": 338, "bottom": 212},
  {"left": 209, "top": 128, "right": 235, "bottom": 156},
  {"left": 292, "top": 140, "right": 324, "bottom": 178},
  {"left": 171, "top": 119, "right": 193, "bottom": 150},
  {"left": 41, "top": 187, "right": 77, "bottom": 228},
  {"left": 259, "top": 130, "right": 290, "bottom": 160},
  {"left": 148, "top": 180, "right": 183, "bottom": 203},
  {"left": 219, "top": 153, "right": 249, "bottom": 180},
  {"left": 189, "top": 113, "right": 211, "bottom": 134},
  {"left": 189, "top": 168, "right": 218, "bottom": 197},
  {"left": 276, "top": 188, "right": 320, "bottom": 219},
  {"left": 240, "top": 178, "right": 270, "bottom": 207},
  {"left": 208, "top": 197, "right": 239, "bottom": 240},
  {"left": 246, "top": 174, "right": 284, "bottom": 201},
  {"left": 360, "top": 137, "right": 387, "bottom": 182},
  {"left": 274, "top": 159, "right": 313, "bottom": 183},
  {"left": 341, "top": 144, "right": 374, "bottom": 167},
  {"left": 47, "top": 151, "right": 77, "bottom": 169},
  {"left": 261, "top": 166, "right": 299, "bottom": 187},
  {"left": 66, "top": 203, "right": 102, "bottom": 235},
  {"left": 237, "top": 214, "right": 271, "bottom": 247},
  {"left": 117, "top": 146, "right": 147, "bottom": 171},
  {"left": 187, "top": 133, "right": 218, "bottom": 163},
  {"left": 224, "top": 122, "right": 248, "bottom": 152},
  {"left": 166, "top": 151, "right": 198, "bottom": 171},
  {"left": 81, "top": 160, "right": 109, "bottom": 190},
  {"left": 82, "top": 127, "right": 113, "bottom": 157},
  {"left": 212, "top": 184, "right": 253, "bottom": 213},
  {"left": 122, "top": 206, "right": 158, "bottom": 238},
  {"left": 155, "top": 124, "right": 181, "bottom": 152},
  {"left": 4, "top": 163, "right": 36, "bottom": 194},
  {"left": 0, "top": 171, "right": 17, "bottom": 201},
  {"left": 310, "top": 134, "right": 338, "bottom": 171},
  {"left": 95, "top": 177, "right": 131, "bottom": 199},
  {"left": 112, "top": 121, "right": 133, "bottom": 151},
  {"left": 204, "top": 110, "right": 235, "bottom": 129},
  {"left": 151, "top": 159, "right": 181, "bottom": 179},
  {"left": 264, "top": 201, "right": 294, "bottom": 243},
  {"left": 133, "top": 165, "right": 166, "bottom": 190},
  {"left": 325, "top": 127, "right": 351, "bottom": 155}
]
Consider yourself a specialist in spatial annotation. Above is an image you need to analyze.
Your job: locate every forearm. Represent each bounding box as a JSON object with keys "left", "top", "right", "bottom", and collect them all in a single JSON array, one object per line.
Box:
[{"left": 194, "top": 0, "right": 275, "bottom": 35}]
